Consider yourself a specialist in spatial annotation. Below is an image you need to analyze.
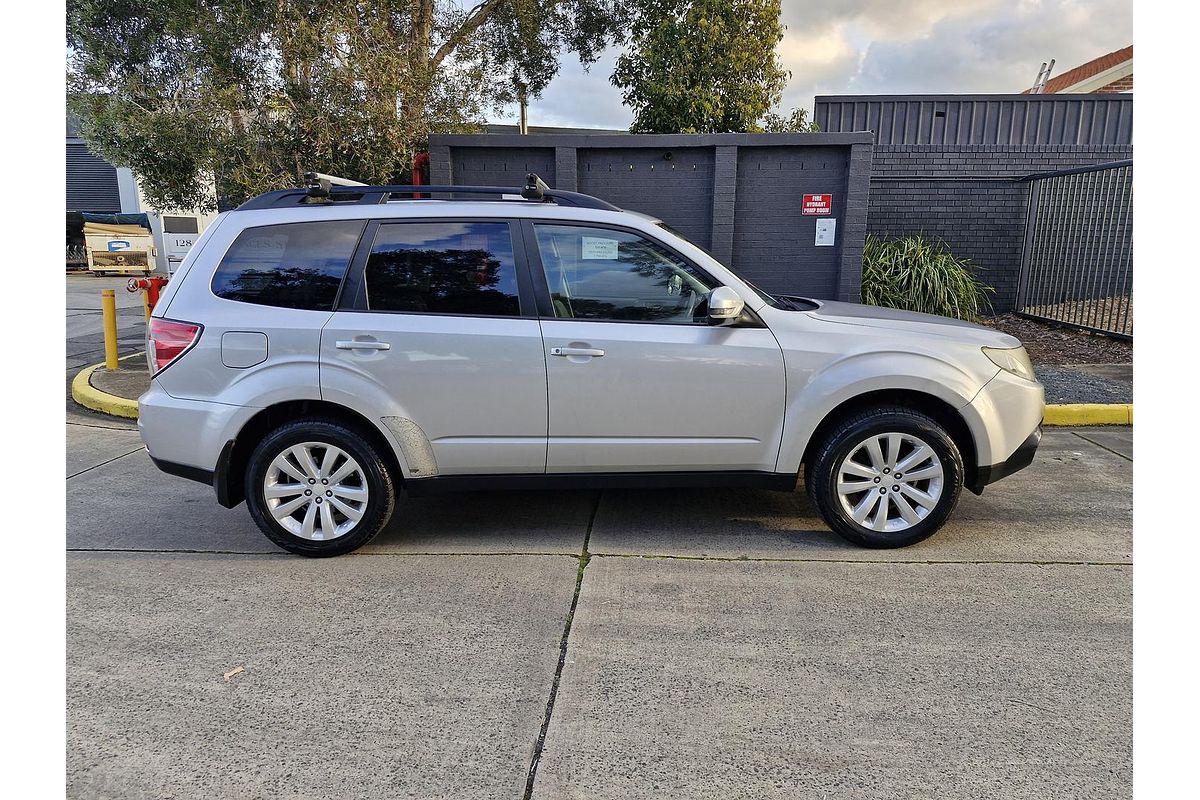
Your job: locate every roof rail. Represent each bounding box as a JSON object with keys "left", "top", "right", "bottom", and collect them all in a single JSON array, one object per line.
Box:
[{"left": 235, "top": 172, "right": 620, "bottom": 212}]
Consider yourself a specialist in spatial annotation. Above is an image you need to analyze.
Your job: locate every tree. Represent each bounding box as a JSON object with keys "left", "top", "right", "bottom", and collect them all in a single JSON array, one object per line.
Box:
[
  {"left": 610, "top": 0, "right": 790, "bottom": 134},
  {"left": 760, "top": 107, "right": 819, "bottom": 133},
  {"left": 67, "top": 1, "right": 624, "bottom": 211}
]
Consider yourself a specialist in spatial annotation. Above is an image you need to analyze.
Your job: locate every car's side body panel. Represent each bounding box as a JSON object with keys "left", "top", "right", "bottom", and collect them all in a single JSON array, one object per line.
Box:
[
  {"left": 319, "top": 312, "right": 549, "bottom": 475},
  {"left": 539, "top": 318, "right": 786, "bottom": 472}
]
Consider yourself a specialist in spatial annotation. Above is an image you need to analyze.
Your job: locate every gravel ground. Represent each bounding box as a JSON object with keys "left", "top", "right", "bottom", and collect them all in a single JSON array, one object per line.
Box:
[{"left": 1034, "top": 365, "right": 1132, "bottom": 404}]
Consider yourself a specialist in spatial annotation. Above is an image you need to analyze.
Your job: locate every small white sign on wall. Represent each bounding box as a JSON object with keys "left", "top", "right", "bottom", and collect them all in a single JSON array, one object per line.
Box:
[
  {"left": 581, "top": 236, "right": 619, "bottom": 259},
  {"left": 815, "top": 218, "right": 837, "bottom": 247}
]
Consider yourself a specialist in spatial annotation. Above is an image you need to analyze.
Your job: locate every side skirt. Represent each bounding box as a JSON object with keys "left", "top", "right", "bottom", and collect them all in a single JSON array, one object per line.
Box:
[{"left": 403, "top": 470, "right": 799, "bottom": 496}]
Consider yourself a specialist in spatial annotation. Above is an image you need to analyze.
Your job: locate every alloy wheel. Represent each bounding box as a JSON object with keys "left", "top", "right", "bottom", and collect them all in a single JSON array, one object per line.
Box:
[
  {"left": 835, "top": 432, "right": 945, "bottom": 533},
  {"left": 263, "top": 441, "right": 369, "bottom": 541}
]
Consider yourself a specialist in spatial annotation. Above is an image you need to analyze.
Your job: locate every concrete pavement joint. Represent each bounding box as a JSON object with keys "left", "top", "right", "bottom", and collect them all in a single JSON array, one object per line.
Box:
[
  {"left": 67, "top": 447, "right": 145, "bottom": 480},
  {"left": 67, "top": 420, "right": 138, "bottom": 432},
  {"left": 585, "top": 554, "right": 1128, "bottom": 566},
  {"left": 523, "top": 490, "right": 601, "bottom": 800},
  {"left": 64, "top": 548, "right": 1128, "bottom": 567},
  {"left": 1070, "top": 430, "right": 1133, "bottom": 462}
]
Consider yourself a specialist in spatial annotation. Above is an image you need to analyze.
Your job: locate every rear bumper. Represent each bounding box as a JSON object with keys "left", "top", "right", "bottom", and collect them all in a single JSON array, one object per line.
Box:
[
  {"left": 968, "top": 426, "right": 1041, "bottom": 494},
  {"left": 148, "top": 439, "right": 239, "bottom": 507},
  {"left": 139, "top": 382, "right": 251, "bottom": 507}
]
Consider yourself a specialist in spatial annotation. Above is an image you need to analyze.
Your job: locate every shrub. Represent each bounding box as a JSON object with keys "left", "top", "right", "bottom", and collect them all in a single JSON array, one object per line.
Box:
[{"left": 861, "top": 234, "right": 993, "bottom": 322}]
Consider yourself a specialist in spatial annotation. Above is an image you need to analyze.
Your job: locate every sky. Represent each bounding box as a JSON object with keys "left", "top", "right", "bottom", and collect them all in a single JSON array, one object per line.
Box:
[{"left": 494, "top": 0, "right": 1133, "bottom": 129}]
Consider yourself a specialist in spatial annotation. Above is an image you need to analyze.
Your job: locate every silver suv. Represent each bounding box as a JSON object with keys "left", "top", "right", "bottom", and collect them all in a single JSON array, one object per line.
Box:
[{"left": 139, "top": 176, "right": 1044, "bottom": 557}]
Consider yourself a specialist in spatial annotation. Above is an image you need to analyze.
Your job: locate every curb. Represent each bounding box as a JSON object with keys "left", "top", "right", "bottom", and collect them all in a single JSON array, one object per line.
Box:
[
  {"left": 1043, "top": 403, "right": 1132, "bottom": 427},
  {"left": 70, "top": 356, "right": 142, "bottom": 420}
]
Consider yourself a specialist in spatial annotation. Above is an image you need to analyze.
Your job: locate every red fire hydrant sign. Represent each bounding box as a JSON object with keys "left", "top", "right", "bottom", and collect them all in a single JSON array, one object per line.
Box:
[{"left": 802, "top": 194, "right": 833, "bottom": 215}]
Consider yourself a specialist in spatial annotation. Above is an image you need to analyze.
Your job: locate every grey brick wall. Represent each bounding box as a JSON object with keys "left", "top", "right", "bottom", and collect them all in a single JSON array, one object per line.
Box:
[
  {"left": 576, "top": 146, "right": 716, "bottom": 253},
  {"left": 437, "top": 146, "right": 557, "bottom": 187},
  {"left": 431, "top": 133, "right": 874, "bottom": 302},
  {"left": 867, "top": 144, "right": 1132, "bottom": 312}
]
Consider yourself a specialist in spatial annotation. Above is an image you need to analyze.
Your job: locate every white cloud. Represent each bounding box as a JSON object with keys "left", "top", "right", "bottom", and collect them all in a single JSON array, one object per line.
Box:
[
  {"left": 494, "top": 47, "right": 632, "bottom": 130},
  {"left": 491, "top": 1, "right": 1132, "bottom": 128}
]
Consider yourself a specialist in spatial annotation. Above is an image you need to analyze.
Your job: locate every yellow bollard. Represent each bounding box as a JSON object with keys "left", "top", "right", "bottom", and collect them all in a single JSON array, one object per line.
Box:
[
  {"left": 142, "top": 289, "right": 151, "bottom": 321},
  {"left": 101, "top": 289, "right": 119, "bottom": 370}
]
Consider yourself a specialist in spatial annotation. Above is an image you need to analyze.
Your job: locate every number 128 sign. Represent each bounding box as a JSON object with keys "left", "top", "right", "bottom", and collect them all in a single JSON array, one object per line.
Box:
[{"left": 802, "top": 194, "right": 832, "bottom": 215}]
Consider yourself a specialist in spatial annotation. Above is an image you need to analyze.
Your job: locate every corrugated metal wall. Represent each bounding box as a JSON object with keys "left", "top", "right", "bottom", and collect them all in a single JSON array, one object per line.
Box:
[
  {"left": 66, "top": 142, "right": 121, "bottom": 213},
  {"left": 814, "top": 95, "right": 1132, "bottom": 146}
]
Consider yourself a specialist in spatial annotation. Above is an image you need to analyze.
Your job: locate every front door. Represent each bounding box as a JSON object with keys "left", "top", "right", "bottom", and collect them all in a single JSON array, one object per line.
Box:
[
  {"left": 321, "top": 218, "right": 547, "bottom": 475},
  {"left": 526, "top": 222, "right": 786, "bottom": 473}
]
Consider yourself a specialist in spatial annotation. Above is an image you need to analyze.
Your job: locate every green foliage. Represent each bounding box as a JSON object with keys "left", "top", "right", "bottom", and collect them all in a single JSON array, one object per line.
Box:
[
  {"left": 861, "top": 234, "right": 993, "bottom": 322},
  {"left": 67, "top": 1, "right": 624, "bottom": 211},
  {"left": 611, "top": 0, "right": 789, "bottom": 134},
  {"left": 759, "top": 107, "right": 819, "bottom": 133}
]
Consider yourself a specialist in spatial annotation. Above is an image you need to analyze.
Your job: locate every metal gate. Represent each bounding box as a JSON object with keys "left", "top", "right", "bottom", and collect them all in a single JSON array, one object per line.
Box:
[{"left": 1016, "top": 161, "right": 1132, "bottom": 338}]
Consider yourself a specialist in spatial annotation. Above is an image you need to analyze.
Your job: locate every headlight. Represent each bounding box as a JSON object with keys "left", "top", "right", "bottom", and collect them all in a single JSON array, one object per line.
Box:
[{"left": 982, "top": 346, "right": 1036, "bottom": 382}]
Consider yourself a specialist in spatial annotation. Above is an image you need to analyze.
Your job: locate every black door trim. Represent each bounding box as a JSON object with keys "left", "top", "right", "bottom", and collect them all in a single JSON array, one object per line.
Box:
[{"left": 403, "top": 470, "right": 798, "bottom": 496}]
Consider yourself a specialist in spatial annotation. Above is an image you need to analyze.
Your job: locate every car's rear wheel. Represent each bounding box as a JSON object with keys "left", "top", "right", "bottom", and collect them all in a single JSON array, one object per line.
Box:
[
  {"left": 245, "top": 419, "right": 396, "bottom": 557},
  {"left": 807, "top": 407, "right": 963, "bottom": 548}
]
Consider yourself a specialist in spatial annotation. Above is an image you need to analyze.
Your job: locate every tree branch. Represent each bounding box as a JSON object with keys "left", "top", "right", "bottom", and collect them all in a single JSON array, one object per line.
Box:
[{"left": 430, "top": 0, "right": 508, "bottom": 69}]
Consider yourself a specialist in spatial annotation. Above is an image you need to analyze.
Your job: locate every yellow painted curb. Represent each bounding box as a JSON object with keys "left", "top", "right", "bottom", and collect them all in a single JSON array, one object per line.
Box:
[
  {"left": 1044, "top": 403, "right": 1132, "bottom": 426},
  {"left": 71, "top": 359, "right": 141, "bottom": 420}
]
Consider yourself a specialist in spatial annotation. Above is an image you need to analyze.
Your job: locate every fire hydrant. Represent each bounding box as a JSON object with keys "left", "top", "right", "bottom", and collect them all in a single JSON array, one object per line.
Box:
[{"left": 127, "top": 276, "right": 169, "bottom": 320}]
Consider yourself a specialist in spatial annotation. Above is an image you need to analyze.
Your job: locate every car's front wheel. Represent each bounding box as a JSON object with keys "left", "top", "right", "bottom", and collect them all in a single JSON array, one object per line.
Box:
[
  {"left": 807, "top": 407, "right": 963, "bottom": 548},
  {"left": 245, "top": 419, "right": 396, "bottom": 557}
]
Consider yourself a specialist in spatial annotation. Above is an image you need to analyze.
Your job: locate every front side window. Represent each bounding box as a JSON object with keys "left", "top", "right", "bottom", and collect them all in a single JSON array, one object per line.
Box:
[
  {"left": 533, "top": 224, "right": 719, "bottom": 323},
  {"left": 211, "top": 220, "right": 364, "bottom": 311},
  {"left": 364, "top": 221, "right": 521, "bottom": 316}
]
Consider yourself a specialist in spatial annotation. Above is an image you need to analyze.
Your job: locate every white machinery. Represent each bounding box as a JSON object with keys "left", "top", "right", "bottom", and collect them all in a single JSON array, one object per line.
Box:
[{"left": 82, "top": 213, "right": 156, "bottom": 275}]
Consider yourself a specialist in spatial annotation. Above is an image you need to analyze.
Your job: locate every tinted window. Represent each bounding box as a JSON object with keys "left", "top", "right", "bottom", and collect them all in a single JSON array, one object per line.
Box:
[
  {"left": 364, "top": 222, "right": 521, "bottom": 316},
  {"left": 533, "top": 224, "right": 719, "bottom": 323},
  {"left": 212, "top": 220, "right": 364, "bottom": 311}
]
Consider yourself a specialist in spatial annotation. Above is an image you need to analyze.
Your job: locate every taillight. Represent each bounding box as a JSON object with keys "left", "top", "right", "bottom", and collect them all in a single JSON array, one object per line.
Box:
[{"left": 147, "top": 318, "right": 202, "bottom": 374}]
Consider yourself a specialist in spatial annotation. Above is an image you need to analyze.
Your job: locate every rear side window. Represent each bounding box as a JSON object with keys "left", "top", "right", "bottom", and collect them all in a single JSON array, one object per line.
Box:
[
  {"left": 363, "top": 221, "right": 521, "bottom": 316},
  {"left": 211, "top": 220, "right": 365, "bottom": 311}
]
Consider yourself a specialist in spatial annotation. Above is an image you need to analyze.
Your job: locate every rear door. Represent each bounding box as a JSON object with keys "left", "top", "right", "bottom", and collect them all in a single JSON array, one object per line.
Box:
[
  {"left": 320, "top": 218, "right": 548, "bottom": 476},
  {"left": 525, "top": 221, "right": 787, "bottom": 473}
]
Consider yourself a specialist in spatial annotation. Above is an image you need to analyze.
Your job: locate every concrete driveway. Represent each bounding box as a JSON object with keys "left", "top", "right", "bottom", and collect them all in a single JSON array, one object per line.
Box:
[{"left": 66, "top": 421, "right": 1131, "bottom": 799}]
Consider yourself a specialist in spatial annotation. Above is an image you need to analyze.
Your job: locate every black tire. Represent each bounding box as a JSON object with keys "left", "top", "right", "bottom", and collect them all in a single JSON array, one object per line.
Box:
[
  {"left": 806, "top": 406, "right": 963, "bottom": 548},
  {"left": 245, "top": 419, "right": 396, "bottom": 557}
]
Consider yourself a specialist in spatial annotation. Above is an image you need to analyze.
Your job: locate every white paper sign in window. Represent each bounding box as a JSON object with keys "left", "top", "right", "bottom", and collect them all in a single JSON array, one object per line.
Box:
[
  {"left": 815, "top": 218, "right": 836, "bottom": 247},
  {"left": 581, "top": 236, "right": 619, "bottom": 260}
]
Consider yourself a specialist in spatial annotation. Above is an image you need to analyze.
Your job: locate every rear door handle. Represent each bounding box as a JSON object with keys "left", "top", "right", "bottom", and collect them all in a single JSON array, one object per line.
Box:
[
  {"left": 336, "top": 340, "right": 391, "bottom": 351},
  {"left": 550, "top": 347, "right": 605, "bottom": 357}
]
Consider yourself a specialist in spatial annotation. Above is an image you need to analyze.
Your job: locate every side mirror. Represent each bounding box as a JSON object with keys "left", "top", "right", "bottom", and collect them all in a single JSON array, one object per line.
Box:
[{"left": 707, "top": 286, "right": 745, "bottom": 325}]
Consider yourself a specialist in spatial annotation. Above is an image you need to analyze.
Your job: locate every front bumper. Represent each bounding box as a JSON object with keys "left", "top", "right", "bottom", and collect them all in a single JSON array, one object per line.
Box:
[{"left": 968, "top": 426, "right": 1041, "bottom": 494}]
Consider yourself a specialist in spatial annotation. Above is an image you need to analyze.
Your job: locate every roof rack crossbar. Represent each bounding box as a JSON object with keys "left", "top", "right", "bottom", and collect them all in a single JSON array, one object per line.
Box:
[{"left": 236, "top": 175, "right": 619, "bottom": 212}]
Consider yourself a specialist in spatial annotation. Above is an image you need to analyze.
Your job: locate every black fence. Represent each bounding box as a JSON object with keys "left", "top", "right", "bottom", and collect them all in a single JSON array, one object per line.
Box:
[{"left": 1015, "top": 161, "right": 1133, "bottom": 338}]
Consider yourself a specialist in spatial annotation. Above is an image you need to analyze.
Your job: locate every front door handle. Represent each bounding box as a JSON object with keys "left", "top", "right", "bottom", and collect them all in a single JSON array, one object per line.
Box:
[
  {"left": 336, "top": 340, "right": 391, "bottom": 351},
  {"left": 550, "top": 347, "right": 605, "bottom": 357}
]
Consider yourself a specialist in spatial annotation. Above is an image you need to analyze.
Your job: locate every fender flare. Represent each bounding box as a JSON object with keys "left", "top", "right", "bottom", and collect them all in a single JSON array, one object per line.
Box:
[{"left": 777, "top": 350, "right": 991, "bottom": 473}]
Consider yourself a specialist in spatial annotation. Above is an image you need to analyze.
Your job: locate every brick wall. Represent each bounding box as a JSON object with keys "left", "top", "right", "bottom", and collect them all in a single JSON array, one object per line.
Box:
[{"left": 867, "top": 144, "right": 1132, "bottom": 312}]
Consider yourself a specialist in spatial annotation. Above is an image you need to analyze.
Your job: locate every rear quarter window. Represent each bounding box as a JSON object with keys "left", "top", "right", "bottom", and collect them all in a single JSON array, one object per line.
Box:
[{"left": 211, "top": 220, "right": 365, "bottom": 310}]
